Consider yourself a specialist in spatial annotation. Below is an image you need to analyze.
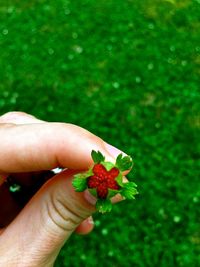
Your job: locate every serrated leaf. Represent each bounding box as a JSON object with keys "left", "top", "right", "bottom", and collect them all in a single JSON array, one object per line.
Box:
[
  {"left": 115, "top": 172, "right": 124, "bottom": 187},
  {"left": 120, "top": 182, "right": 138, "bottom": 200},
  {"left": 116, "top": 153, "right": 123, "bottom": 163},
  {"left": 116, "top": 154, "right": 133, "bottom": 172},
  {"left": 101, "top": 161, "right": 115, "bottom": 171},
  {"left": 130, "top": 182, "right": 137, "bottom": 187},
  {"left": 91, "top": 150, "right": 105, "bottom": 163},
  {"left": 96, "top": 198, "right": 113, "bottom": 213},
  {"left": 72, "top": 176, "right": 88, "bottom": 192}
]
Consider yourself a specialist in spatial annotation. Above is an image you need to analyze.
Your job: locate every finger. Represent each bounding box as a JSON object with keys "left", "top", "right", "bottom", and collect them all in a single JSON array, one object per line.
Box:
[
  {"left": 0, "top": 170, "right": 96, "bottom": 266},
  {"left": 75, "top": 216, "right": 94, "bottom": 235},
  {"left": 0, "top": 111, "right": 130, "bottom": 174},
  {"left": 0, "top": 121, "right": 125, "bottom": 173}
]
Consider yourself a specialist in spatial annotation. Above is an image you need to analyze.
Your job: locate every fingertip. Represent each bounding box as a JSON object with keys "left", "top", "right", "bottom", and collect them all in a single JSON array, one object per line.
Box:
[
  {"left": 104, "top": 143, "right": 127, "bottom": 159},
  {"left": 75, "top": 216, "right": 94, "bottom": 235}
]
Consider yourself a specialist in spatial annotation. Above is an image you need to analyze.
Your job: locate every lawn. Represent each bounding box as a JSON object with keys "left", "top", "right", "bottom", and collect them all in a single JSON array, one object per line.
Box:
[{"left": 0, "top": 0, "right": 199, "bottom": 266}]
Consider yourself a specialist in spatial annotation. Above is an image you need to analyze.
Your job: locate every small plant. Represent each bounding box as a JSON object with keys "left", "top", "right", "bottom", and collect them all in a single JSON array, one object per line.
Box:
[{"left": 72, "top": 150, "right": 138, "bottom": 213}]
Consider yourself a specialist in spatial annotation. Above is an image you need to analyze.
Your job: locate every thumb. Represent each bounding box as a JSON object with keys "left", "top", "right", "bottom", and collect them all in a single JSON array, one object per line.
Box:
[{"left": 1, "top": 169, "right": 96, "bottom": 266}]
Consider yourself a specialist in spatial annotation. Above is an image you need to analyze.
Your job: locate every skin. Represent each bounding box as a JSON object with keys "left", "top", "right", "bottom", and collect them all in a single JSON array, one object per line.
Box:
[{"left": 0, "top": 111, "right": 129, "bottom": 267}]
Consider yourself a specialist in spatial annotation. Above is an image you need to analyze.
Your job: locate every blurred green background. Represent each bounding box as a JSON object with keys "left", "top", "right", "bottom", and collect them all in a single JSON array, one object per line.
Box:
[{"left": 0, "top": 0, "right": 200, "bottom": 266}]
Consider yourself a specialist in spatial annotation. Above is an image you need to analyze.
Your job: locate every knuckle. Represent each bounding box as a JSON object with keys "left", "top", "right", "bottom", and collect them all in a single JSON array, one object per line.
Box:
[
  {"left": 0, "top": 111, "right": 29, "bottom": 119},
  {"left": 0, "top": 112, "right": 40, "bottom": 125}
]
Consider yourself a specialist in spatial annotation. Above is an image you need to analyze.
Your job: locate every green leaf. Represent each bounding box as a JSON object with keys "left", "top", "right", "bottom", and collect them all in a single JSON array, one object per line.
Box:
[
  {"left": 120, "top": 182, "right": 138, "bottom": 200},
  {"left": 116, "top": 154, "right": 133, "bottom": 172},
  {"left": 72, "top": 168, "right": 93, "bottom": 192},
  {"left": 101, "top": 161, "right": 115, "bottom": 171},
  {"left": 91, "top": 150, "right": 105, "bottom": 163},
  {"left": 96, "top": 198, "right": 113, "bottom": 213},
  {"left": 72, "top": 176, "right": 88, "bottom": 192},
  {"left": 115, "top": 172, "right": 123, "bottom": 187},
  {"left": 73, "top": 169, "right": 93, "bottom": 180}
]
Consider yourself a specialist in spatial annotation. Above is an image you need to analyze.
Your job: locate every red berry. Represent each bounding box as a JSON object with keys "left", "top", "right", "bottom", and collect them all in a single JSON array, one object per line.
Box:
[
  {"left": 108, "top": 167, "right": 119, "bottom": 178},
  {"left": 87, "top": 175, "right": 99, "bottom": 188},
  {"left": 87, "top": 164, "right": 120, "bottom": 199},
  {"left": 97, "top": 183, "right": 108, "bottom": 199},
  {"left": 92, "top": 164, "right": 107, "bottom": 176}
]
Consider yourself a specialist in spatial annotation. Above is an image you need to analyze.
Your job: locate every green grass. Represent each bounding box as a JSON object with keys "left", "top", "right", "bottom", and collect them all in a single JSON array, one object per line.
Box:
[{"left": 0, "top": 0, "right": 200, "bottom": 266}]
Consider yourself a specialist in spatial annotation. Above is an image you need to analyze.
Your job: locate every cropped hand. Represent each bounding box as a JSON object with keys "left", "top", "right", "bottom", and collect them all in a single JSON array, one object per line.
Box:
[{"left": 0, "top": 112, "right": 125, "bottom": 267}]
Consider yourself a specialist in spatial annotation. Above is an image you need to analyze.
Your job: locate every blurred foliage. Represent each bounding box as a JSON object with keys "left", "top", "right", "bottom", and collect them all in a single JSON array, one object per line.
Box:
[{"left": 0, "top": 0, "right": 200, "bottom": 266}]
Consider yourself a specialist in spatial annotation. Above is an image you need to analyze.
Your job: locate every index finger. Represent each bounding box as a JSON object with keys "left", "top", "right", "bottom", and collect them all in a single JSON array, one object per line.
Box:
[{"left": 0, "top": 122, "right": 120, "bottom": 173}]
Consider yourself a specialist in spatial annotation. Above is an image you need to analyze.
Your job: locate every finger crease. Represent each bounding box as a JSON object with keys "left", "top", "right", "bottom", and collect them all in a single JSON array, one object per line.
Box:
[
  {"left": 56, "top": 197, "right": 86, "bottom": 222},
  {"left": 49, "top": 193, "right": 79, "bottom": 231},
  {"left": 46, "top": 195, "right": 73, "bottom": 232}
]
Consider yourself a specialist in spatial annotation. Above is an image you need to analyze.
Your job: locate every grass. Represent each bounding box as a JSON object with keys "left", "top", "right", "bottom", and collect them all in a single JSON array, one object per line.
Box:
[{"left": 0, "top": 0, "right": 200, "bottom": 266}]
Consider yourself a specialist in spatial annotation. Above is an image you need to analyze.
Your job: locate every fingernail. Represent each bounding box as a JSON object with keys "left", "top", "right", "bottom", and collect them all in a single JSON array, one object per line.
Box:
[
  {"left": 104, "top": 143, "right": 127, "bottom": 159},
  {"left": 111, "top": 193, "right": 125, "bottom": 204},
  {"left": 84, "top": 190, "right": 97, "bottom": 206}
]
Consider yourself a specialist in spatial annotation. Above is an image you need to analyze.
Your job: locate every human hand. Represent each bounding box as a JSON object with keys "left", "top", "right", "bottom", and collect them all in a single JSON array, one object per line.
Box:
[{"left": 0, "top": 112, "right": 127, "bottom": 267}]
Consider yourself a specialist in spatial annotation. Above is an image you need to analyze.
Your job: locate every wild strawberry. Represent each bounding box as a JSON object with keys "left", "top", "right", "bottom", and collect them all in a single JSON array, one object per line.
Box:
[
  {"left": 92, "top": 164, "right": 107, "bottom": 176},
  {"left": 72, "top": 150, "right": 138, "bottom": 213},
  {"left": 97, "top": 183, "right": 108, "bottom": 199},
  {"left": 87, "top": 164, "right": 120, "bottom": 199}
]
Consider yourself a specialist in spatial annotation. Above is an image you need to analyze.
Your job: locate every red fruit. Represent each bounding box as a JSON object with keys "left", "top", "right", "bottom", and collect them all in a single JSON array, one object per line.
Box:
[
  {"left": 87, "top": 175, "right": 99, "bottom": 188},
  {"left": 92, "top": 164, "right": 107, "bottom": 177},
  {"left": 87, "top": 164, "right": 120, "bottom": 199},
  {"left": 108, "top": 167, "right": 119, "bottom": 177},
  {"left": 97, "top": 184, "right": 108, "bottom": 199}
]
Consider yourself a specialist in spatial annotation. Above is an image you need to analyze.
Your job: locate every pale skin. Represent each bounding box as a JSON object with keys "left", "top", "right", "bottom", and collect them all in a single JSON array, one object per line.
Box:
[{"left": 0, "top": 112, "right": 129, "bottom": 267}]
